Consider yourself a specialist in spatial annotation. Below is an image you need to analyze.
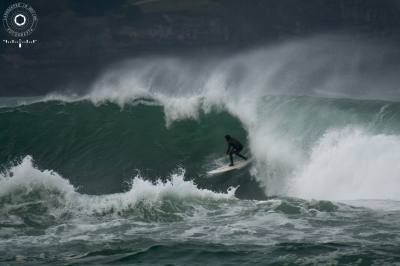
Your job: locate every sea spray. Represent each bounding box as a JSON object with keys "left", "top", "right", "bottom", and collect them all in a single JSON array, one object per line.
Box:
[{"left": 290, "top": 128, "right": 400, "bottom": 200}]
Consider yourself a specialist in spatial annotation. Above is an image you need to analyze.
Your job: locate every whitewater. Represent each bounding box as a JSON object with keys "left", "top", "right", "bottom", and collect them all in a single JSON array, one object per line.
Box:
[{"left": 1, "top": 36, "right": 400, "bottom": 265}]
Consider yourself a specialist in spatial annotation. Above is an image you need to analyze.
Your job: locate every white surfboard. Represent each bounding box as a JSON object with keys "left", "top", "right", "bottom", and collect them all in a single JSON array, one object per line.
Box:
[{"left": 207, "top": 159, "right": 251, "bottom": 176}]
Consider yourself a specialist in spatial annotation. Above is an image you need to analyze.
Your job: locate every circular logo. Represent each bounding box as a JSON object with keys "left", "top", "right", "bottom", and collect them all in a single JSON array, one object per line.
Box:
[{"left": 3, "top": 2, "right": 38, "bottom": 37}]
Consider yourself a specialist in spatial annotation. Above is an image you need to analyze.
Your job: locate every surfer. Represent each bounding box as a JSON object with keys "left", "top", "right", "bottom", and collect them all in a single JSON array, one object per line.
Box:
[{"left": 225, "top": 135, "right": 247, "bottom": 166}]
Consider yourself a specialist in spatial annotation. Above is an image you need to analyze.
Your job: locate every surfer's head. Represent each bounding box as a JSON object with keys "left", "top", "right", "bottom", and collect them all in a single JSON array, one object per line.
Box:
[{"left": 225, "top": 135, "right": 231, "bottom": 141}]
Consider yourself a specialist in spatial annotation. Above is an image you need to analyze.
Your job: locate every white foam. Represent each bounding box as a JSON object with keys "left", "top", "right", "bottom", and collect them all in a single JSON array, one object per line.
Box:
[
  {"left": 78, "top": 169, "right": 237, "bottom": 214},
  {"left": 0, "top": 157, "right": 237, "bottom": 215},
  {"left": 290, "top": 128, "right": 400, "bottom": 200},
  {"left": 0, "top": 155, "right": 76, "bottom": 197}
]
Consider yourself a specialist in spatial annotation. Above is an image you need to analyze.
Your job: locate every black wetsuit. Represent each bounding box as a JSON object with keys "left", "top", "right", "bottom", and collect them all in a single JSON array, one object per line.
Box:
[{"left": 226, "top": 137, "right": 247, "bottom": 166}]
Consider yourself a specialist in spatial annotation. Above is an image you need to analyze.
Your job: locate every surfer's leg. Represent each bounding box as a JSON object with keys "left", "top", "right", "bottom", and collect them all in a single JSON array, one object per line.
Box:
[
  {"left": 229, "top": 151, "right": 234, "bottom": 166},
  {"left": 236, "top": 153, "right": 247, "bottom": 160},
  {"left": 234, "top": 147, "right": 247, "bottom": 160}
]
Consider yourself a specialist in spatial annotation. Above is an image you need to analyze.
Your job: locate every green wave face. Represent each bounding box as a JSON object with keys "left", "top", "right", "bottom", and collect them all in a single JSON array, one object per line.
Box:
[{"left": 0, "top": 100, "right": 248, "bottom": 195}]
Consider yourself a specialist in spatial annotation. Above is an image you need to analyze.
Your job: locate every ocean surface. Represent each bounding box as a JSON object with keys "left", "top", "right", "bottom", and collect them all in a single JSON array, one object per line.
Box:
[{"left": 1, "top": 37, "right": 400, "bottom": 265}]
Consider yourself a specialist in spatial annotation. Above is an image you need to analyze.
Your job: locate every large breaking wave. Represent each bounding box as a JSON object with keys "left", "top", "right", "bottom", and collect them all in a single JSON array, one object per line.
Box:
[{"left": 2, "top": 35, "right": 400, "bottom": 201}]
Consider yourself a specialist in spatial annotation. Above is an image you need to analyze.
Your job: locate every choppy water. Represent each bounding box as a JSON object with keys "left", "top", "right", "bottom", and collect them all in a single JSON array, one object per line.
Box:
[{"left": 1, "top": 158, "right": 400, "bottom": 265}]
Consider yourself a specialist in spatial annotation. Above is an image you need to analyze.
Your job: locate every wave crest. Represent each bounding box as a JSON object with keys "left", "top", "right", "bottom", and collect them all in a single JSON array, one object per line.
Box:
[{"left": 0, "top": 156, "right": 237, "bottom": 224}]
